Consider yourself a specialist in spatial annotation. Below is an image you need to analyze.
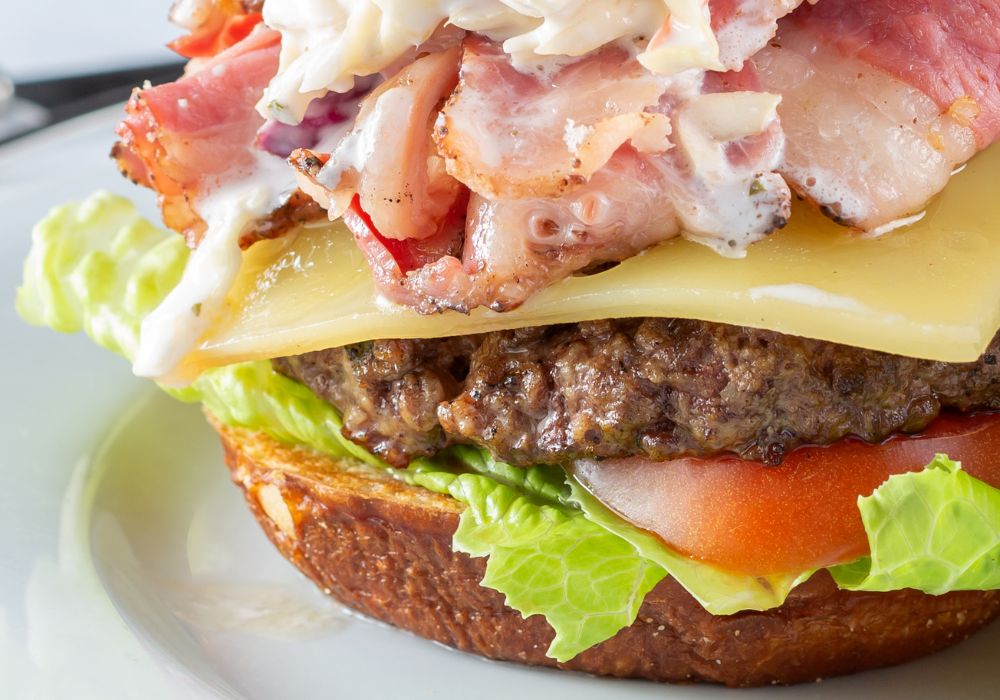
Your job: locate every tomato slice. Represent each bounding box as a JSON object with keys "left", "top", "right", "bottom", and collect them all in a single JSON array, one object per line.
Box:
[{"left": 575, "top": 413, "right": 1000, "bottom": 576}]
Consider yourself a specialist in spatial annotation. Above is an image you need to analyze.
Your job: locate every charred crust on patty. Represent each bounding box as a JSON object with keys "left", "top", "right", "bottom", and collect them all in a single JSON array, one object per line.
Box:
[{"left": 276, "top": 319, "right": 1000, "bottom": 469}]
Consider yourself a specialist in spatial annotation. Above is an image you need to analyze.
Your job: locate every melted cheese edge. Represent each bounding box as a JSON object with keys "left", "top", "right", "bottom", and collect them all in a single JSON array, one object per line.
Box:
[{"left": 178, "top": 144, "right": 1000, "bottom": 376}]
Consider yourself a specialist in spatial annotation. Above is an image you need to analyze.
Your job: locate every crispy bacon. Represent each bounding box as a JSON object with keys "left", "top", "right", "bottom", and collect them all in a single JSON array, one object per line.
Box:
[
  {"left": 332, "top": 142, "right": 788, "bottom": 315},
  {"left": 434, "top": 8, "right": 808, "bottom": 204},
  {"left": 435, "top": 37, "right": 672, "bottom": 201},
  {"left": 294, "top": 34, "right": 790, "bottom": 314},
  {"left": 330, "top": 149, "right": 684, "bottom": 313},
  {"left": 114, "top": 28, "right": 280, "bottom": 244},
  {"left": 114, "top": 27, "right": 331, "bottom": 247},
  {"left": 115, "top": 27, "right": 279, "bottom": 188},
  {"left": 292, "top": 49, "right": 466, "bottom": 242},
  {"left": 414, "top": 148, "right": 698, "bottom": 313},
  {"left": 407, "top": 119, "right": 788, "bottom": 313},
  {"left": 755, "top": 0, "right": 1000, "bottom": 231},
  {"left": 793, "top": 0, "right": 1000, "bottom": 147},
  {"left": 345, "top": 192, "right": 466, "bottom": 282}
]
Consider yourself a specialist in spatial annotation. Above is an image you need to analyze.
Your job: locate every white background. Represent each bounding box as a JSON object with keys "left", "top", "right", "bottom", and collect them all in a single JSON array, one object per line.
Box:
[{"left": 0, "top": 0, "right": 178, "bottom": 81}]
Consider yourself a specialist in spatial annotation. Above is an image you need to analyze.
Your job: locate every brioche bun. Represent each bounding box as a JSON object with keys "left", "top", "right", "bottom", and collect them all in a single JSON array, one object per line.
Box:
[{"left": 213, "top": 414, "right": 1000, "bottom": 687}]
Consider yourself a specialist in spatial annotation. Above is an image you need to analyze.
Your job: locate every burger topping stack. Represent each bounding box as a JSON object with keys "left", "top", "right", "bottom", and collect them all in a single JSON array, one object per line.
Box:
[{"left": 16, "top": 0, "right": 1000, "bottom": 685}]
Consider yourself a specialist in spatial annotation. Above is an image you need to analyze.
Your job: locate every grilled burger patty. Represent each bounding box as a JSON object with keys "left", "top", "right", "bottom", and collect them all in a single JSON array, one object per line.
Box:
[{"left": 275, "top": 319, "right": 1000, "bottom": 468}]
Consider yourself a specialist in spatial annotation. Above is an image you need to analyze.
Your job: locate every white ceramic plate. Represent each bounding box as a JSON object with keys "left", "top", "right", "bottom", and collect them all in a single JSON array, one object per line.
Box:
[{"left": 1, "top": 108, "right": 999, "bottom": 700}]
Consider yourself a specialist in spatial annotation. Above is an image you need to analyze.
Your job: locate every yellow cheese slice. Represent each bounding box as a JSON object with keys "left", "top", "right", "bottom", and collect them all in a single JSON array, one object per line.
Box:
[{"left": 182, "top": 145, "right": 1000, "bottom": 375}]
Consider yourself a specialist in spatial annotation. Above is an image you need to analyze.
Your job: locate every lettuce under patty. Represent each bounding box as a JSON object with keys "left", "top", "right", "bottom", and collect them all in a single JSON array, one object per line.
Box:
[{"left": 17, "top": 192, "right": 1000, "bottom": 661}]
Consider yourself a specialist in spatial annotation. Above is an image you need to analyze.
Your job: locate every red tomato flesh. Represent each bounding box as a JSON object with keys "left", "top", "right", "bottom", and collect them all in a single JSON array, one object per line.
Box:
[{"left": 575, "top": 413, "right": 1000, "bottom": 576}]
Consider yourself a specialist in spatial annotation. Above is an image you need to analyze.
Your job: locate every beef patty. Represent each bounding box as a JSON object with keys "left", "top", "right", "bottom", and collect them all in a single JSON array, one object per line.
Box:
[{"left": 274, "top": 319, "right": 1000, "bottom": 468}]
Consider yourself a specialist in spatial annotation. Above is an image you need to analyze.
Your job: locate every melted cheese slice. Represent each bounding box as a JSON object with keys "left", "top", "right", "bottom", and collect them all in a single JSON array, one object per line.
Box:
[{"left": 180, "top": 145, "right": 1000, "bottom": 375}]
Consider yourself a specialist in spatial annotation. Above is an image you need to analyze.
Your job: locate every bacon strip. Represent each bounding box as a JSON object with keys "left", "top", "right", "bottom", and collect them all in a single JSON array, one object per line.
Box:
[
  {"left": 433, "top": 8, "right": 808, "bottom": 204},
  {"left": 794, "top": 0, "right": 1000, "bottom": 147},
  {"left": 293, "top": 49, "right": 466, "bottom": 242},
  {"left": 114, "top": 28, "right": 328, "bottom": 246},
  {"left": 435, "top": 37, "right": 672, "bottom": 201},
  {"left": 328, "top": 139, "right": 788, "bottom": 315},
  {"left": 294, "top": 36, "right": 791, "bottom": 314},
  {"left": 408, "top": 111, "right": 789, "bottom": 313},
  {"left": 283, "top": 5, "right": 810, "bottom": 315},
  {"left": 755, "top": 0, "right": 1000, "bottom": 231}
]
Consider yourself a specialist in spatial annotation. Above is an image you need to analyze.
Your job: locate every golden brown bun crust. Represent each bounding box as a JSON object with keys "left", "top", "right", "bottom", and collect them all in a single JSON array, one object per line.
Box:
[{"left": 213, "top": 416, "right": 1000, "bottom": 687}]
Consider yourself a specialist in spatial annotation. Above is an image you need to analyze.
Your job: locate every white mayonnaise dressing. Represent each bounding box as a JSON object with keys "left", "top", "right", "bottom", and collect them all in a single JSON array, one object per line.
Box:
[
  {"left": 133, "top": 153, "right": 295, "bottom": 383},
  {"left": 671, "top": 91, "right": 788, "bottom": 257},
  {"left": 260, "top": 0, "right": 722, "bottom": 124},
  {"left": 134, "top": 90, "right": 363, "bottom": 384},
  {"left": 313, "top": 91, "right": 396, "bottom": 211},
  {"left": 563, "top": 120, "right": 594, "bottom": 153}
]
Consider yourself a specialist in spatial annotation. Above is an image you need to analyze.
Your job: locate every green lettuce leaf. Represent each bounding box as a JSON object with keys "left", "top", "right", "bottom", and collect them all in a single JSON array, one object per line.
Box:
[
  {"left": 407, "top": 448, "right": 665, "bottom": 662},
  {"left": 17, "top": 192, "right": 189, "bottom": 359},
  {"left": 830, "top": 455, "right": 1000, "bottom": 594},
  {"left": 16, "top": 192, "right": 379, "bottom": 467},
  {"left": 183, "top": 363, "right": 384, "bottom": 467},
  {"left": 566, "top": 477, "right": 813, "bottom": 615}
]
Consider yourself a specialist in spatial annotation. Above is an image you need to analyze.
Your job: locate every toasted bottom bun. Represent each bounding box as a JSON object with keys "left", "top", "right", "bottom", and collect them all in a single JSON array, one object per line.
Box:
[{"left": 212, "top": 415, "right": 1000, "bottom": 687}]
